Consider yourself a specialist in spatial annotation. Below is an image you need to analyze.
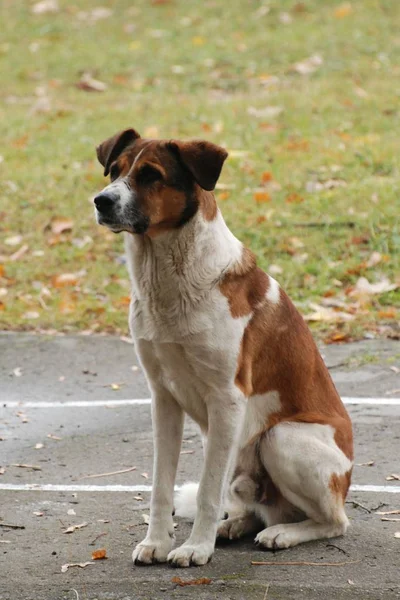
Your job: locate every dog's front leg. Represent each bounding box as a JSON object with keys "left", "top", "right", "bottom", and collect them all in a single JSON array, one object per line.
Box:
[
  {"left": 168, "top": 399, "right": 244, "bottom": 567},
  {"left": 133, "top": 387, "right": 184, "bottom": 565}
]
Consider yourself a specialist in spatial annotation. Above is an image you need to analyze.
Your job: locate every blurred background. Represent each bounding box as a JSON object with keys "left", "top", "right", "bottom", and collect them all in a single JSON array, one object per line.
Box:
[{"left": 0, "top": 0, "right": 399, "bottom": 342}]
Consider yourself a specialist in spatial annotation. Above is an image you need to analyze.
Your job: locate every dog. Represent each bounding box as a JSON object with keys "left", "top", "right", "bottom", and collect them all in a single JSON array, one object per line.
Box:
[{"left": 94, "top": 128, "right": 353, "bottom": 568}]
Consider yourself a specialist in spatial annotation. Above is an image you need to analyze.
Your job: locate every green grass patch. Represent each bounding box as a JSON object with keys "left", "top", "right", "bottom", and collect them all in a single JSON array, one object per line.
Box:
[{"left": 0, "top": 0, "right": 399, "bottom": 339}]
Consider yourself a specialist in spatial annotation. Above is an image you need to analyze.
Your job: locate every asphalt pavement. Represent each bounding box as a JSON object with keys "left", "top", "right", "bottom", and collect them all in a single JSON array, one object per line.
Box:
[{"left": 1, "top": 333, "right": 400, "bottom": 600}]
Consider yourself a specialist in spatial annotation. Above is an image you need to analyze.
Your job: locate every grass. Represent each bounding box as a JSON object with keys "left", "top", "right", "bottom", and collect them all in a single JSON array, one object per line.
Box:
[{"left": 0, "top": 0, "right": 399, "bottom": 340}]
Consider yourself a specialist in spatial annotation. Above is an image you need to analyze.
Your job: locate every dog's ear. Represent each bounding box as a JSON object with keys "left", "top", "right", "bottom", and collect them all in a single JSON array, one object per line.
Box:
[
  {"left": 96, "top": 128, "right": 141, "bottom": 176},
  {"left": 167, "top": 139, "right": 228, "bottom": 191}
]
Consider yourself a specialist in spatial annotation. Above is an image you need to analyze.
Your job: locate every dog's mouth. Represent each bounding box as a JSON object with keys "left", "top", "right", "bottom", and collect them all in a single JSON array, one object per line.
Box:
[{"left": 96, "top": 211, "right": 149, "bottom": 235}]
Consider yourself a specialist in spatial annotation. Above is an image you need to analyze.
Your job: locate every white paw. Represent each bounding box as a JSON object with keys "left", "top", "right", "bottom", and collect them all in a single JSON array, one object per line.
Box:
[
  {"left": 167, "top": 542, "right": 214, "bottom": 567},
  {"left": 217, "top": 517, "right": 250, "bottom": 540},
  {"left": 132, "top": 537, "right": 174, "bottom": 565},
  {"left": 255, "top": 525, "right": 298, "bottom": 549}
]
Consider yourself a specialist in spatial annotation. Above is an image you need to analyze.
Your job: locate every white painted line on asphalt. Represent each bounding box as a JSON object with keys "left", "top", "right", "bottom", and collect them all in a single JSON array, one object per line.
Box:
[
  {"left": 0, "top": 483, "right": 400, "bottom": 493},
  {"left": 344, "top": 397, "right": 400, "bottom": 405},
  {"left": 3, "top": 397, "right": 400, "bottom": 408},
  {"left": 2, "top": 399, "right": 152, "bottom": 408}
]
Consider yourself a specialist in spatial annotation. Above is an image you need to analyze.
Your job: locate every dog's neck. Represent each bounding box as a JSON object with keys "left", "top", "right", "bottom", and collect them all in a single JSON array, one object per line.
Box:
[{"left": 124, "top": 205, "right": 243, "bottom": 302}]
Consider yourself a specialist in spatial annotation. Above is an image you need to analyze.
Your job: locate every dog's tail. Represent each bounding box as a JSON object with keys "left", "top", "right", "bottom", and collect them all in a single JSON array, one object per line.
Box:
[
  {"left": 174, "top": 482, "right": 242, "bottom": 521},
  {"left": 174, "top": 482, "right": 199, "bottom": 520}
]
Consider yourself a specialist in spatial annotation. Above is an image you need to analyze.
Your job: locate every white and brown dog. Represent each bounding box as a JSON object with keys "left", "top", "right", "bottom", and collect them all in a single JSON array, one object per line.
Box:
[{"left": 94, "top": 128, "right": 353, "bottom": 568}]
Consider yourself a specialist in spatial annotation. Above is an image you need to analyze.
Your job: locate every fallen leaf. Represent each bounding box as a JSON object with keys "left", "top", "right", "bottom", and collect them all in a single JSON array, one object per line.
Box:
[
  {"left": 48, "top": 216, "right": 74, "bottom": 235},
  {"left": 76, "top": 73, "right": 107, "bottom": 92},
  {"left": 247, "top": 106, "right": 283, "bottom": 118},
  {"left": 286, "top": 192, "right": 304, "bottom": 204},
  {"left": 348, "top": 579, "right": 355, "bottom": 585},
  {"left": 9, "top": 244, "right": 29, "bottom": 261},
  {"left": 5, "top": 235, "right": 23, "bottom": 246},
  {"left": 386, "top": 474, "right": 400, "bottom": 481},
  {"left": 12, "top": 463, "right": 41, "bottom": 471},
  {"left": 366, "top": 251, "right": 382, "bottom": 267},
  {"left": 68, "top": 509, "right": 76, "bottom": 516},
  {"left": 141, "top": 472, "right": 149, "bottom": 479},
  {"left": 134, "top": 495, "right": 143, "bottom": 501},
  {"left": 92, "top": 548, "right": 107, "bottom": 560},
  {"left": 389, "top": 366, "right": 400, "bottom": 374},
  {"left": 381, "top": 517, "right": 400, "bottom": 522},
  {"left": 292, "top": 54, "right": 323, "bottom": 75},
  {"left": 142, "top": 514, "right": 150, "bottom": 525},
  {"left": 254, "top": 191, "right": 271, "bottom": 203},
  {"left": 63, "top": 522, "right": 89, "bottom": 534},
  {"left": 394, "top": 532, "right": 400, "bottom": 539},
  {"left": 376, "top": 510, "right": 400, "bottom": 515},
  {"left": 51, "top": 273, "right": 79, "bottom": 288},
  {"left": 172, "top": 577, "right": 212, "bottom": 587},
  {"left": 356, "top": 461, "right": 374, "bottom": 467},
  {"left": 351, "top": 277, "right": 398, "bottom": 298},
  {"left": 47, "top": 433, "right": 62, "bottom": 440},
  {"left": 304, "top": 303, "right": 355, "bottom": 323},
  {"left": 11, "top": 135, "right": 29, "bottom": 149},
  {"left": 13, "top": 367, "right": 22, "bottom": 377},
  {"left": 0, "top": 467, "right": 5, "bottom": 475},
  {"left": 378, "top": 309, "right": 397, "bottom": 319},
  {"left": 61, "top": 562, "right": 93, "bottom": 573},
  {"left": 111, "top": 383, "right": 120, "bottom": 390},
  {"left": 34, "top": 443, "right": 44, "bottom": 450},
  {"left": 78, "top": 466, "right": 136, "bottom": 479},
  {"left": 0, "top": 540, "right": 11, "bottom": 544},
  {"left": 33, "top": 511, "right": 44, "bottom": 517},
  {"left": 335, "top": 3, "right": 353, "bottom": 18}
]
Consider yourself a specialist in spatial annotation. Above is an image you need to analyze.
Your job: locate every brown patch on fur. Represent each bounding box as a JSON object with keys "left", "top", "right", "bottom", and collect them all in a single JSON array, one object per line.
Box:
[
  {"left": 198, "top": 189, "right": 217, "bottom": 221},
  {"left": 329, "top": 470, "right": 352, "bottom": 500},
  {"left": 234, "top": 280, "right": 353, "bottom": 461},
  {"left": 220, "top": 248, "right": 269, "bottom": 319}
]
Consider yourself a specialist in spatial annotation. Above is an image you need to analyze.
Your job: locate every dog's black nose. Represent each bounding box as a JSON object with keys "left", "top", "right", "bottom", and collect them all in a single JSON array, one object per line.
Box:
[{"left": 94, "top": 193, "right": 114, "bottom": 212}]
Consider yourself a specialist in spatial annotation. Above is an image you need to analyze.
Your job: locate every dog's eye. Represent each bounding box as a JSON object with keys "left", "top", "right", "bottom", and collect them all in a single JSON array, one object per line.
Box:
[
  {"left": 110, "top": 163, "right": 120, "bottom": 181},
  {"left": 136, "top": 164, "right": 163, "bottom": 185}
]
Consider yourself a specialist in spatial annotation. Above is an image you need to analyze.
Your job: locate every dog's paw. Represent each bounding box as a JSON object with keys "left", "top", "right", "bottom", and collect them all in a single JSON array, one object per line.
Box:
[
  {"left": 132, "top": 537, "right": 173, "bottom": 565},
  {"left": 255, "top": 525, "right": 297, "bottom": 550},
  {"left": 217, "top": 516, "right": 252, "bottom": 540},
  {"left": 167, "top": 542, "right": 213, "bottom": 567}
]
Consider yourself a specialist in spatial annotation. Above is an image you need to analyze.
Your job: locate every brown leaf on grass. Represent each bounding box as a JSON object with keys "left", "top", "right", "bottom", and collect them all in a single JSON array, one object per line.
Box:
[
  {"left": 63, "top": 522, "right": 89, "bottom": 534},
  {"left": 5, "top": 235, "right": 23, "bottom": 246},
  {"left": 286, "top": 193, "right": 304, "bottom": 204},
  {"left": 76, "top": 73, "right": 107, "bottom": 92},
  {"left": 91, "top": 548, "right": 107, "bottom": 560},
  {"left": 334, "top": 3, "right": 353, "bottom": 18},
  {"left": 172, "top": 577, "right": 212, "bottom": 586},
  {"left": 378, "top": 309, "right": 397, "bottom": 319},
  {"left": 11, "top": 135, "right": 29, "bottom": 149},
  {"left": 304, "top": 303, "right": 355, "bottom": 323},
  {"left": 286, "top": 139, "right": 309, "bottom": 151},
  {"left": 324, "top": 332, "right": 352, "bottom": 344},
  {"left": 47, "top": 216, "right": 74, "bottom": 235},
  {"left": 351, "top": 277, "right": 398, "bottom": 298},
  {"left": 254, "top": 191, "right": 271, "bottom": 203},
  {"left": 8, "top": 244, "right": 29, "bottom": 262},
  {"left": 291, "top": 54, "right": 323, "bottom": 75},
  {"left": 61, "top": 562, "right": 93, "bottom": 573},
  {"left": 51, "top": 273, "right": 79, "bottom": 288}
]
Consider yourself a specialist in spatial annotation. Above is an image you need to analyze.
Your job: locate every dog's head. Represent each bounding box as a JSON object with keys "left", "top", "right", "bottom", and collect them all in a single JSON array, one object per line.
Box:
[{"left": 94, "top": 128, "right": 228, "bottom": 236}]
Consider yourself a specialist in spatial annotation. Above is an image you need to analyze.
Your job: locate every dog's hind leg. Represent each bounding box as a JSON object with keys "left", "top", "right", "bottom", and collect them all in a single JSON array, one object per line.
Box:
[{"left": 254, "top": 420, "right": 352, "bottom": 549}]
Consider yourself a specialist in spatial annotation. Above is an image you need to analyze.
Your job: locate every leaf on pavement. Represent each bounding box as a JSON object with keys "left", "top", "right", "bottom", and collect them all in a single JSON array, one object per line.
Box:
[
  {"left": 63, "top": 522, "right": 89, "bottom": 534},
  {"left": 92, "top": 548, "right": 107, "bottom": 560},
  {"left": 172, "top": 577, "right": 212, "bottom": 586},
  {"left": 61, "top": 562, "right": 93, "bottom": 573}
]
